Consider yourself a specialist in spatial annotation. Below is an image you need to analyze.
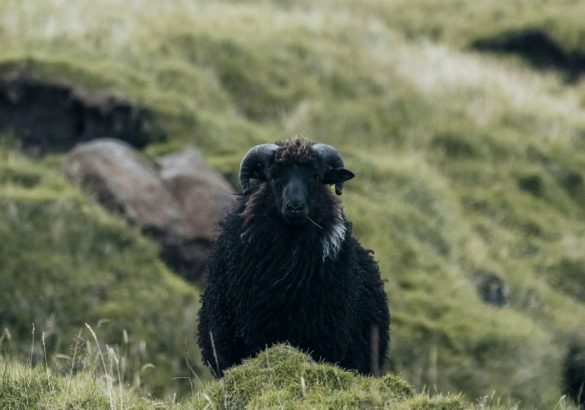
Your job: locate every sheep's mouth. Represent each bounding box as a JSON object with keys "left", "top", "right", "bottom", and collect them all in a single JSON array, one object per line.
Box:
[{"left": 282, "top": 214, "right": 308, "bottom": 226}]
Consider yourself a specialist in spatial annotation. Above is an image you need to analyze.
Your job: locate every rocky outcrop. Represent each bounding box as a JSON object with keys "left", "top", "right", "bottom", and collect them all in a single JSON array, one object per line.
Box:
[
  {"left": 156, "top": 148, "right": 235, "bottom": 281},
  {"left": 0, "top": 76, "right": 159, "bottom": 153},
  {"left": 63, "top": 139, "right": 235, "bottom": 282},
  {"left": 157, "top": 148, "right": 234, "bottom": 240},
  {"left": 470, "top": 29, "right": 585, "bottom": 82}
]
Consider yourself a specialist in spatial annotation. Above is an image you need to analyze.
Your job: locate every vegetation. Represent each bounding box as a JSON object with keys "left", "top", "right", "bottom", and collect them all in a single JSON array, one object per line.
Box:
[
  {"left": 0, "top": 357, "right": 173, "bottom": 410},
  {"left": 318, "top": 0, "right": 585, "bottom": 53},
  {"left": 1, "top": 345, "right": 470, "bottom": 409},
  {"left": 0, "top": 150, "right": 203, "bottom": 396},
  {"left": 1, "top": 0, "right": 585, "bottom": 408},
  {"left": 194, "top": 344, "right": 466, "bottom": 409}
]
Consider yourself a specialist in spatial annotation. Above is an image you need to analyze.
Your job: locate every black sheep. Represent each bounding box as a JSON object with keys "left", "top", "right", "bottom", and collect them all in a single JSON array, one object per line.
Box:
[{"left": 198, "top": 138, "right": 390, "bottom": 376}]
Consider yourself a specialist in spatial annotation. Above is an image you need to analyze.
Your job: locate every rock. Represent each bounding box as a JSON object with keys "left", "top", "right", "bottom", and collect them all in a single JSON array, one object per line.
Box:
[
  {"left": 64, "top": 139, "right": 185, "bottom": 234},
  {"left": 63, "top": 139, "right": 235, "bottom": 282},
  {"left": 473, "top": 270, "right": 509, "bottom": 307},
  {"left": 157, "top": 148, "right": 236, "bottom": 281},
  {"left": 157, "top": 147, "right": 235, "bottom": 240},
  {"left": 160, "top": 239, "right": 211, "bottom": 283}
]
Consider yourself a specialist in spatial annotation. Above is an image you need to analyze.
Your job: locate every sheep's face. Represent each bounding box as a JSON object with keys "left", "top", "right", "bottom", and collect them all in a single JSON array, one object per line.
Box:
[
  {"left": 240, "top": 139, "right": 354, "bottom": 227},
  {"left": 267, "top": 162, "right": 353, "bottom": 226}
]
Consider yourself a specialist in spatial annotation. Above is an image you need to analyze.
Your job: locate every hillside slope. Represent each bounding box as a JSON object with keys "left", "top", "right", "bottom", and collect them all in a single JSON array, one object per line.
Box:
[
  {"left": 0, "top": 150, "right": 203, "bottom": 396},
  {"left": 1, "top": 0, "right": 585, "bottom": 407}
]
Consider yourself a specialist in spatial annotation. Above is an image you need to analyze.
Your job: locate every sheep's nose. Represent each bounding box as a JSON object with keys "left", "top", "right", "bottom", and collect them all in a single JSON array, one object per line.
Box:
[{"left": 286, "top": 201, "right": 306, "bottom": 213}]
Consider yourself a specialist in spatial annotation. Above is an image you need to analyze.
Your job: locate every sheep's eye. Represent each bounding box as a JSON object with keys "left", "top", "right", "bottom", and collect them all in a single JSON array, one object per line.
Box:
[
  {"left": 270, "top": 178, "right": 278, "bottom": 184},
  {"left": 314, "top": 174, "right": 321, "bottom": 182}
]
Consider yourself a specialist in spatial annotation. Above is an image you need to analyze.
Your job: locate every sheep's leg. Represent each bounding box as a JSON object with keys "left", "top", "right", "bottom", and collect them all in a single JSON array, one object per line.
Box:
[
  {"left": 370, "top": 325, "right": 380, "bottom": 376},
  {"left": 200, "top": 318, "right": 245, "bottom": 377},
  {"left": 198, "top": 283, "right": 246, "bottom": 377}
]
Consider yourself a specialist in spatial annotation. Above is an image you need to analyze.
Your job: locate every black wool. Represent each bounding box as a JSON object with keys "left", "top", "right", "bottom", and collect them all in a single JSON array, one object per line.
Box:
[{"left": 197, "top": 140, "right": 390, "bottom": 376}]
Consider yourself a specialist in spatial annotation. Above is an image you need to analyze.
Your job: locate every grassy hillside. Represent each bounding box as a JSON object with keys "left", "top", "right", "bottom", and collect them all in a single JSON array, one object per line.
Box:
[
  {"left": 236, "top": 0, "right": 585, "bottom": 80},
  {"left": 316, "top": 0, "right": 585, "bottom": 51},
  {"left": 1, "top": 0, "right": 585, "bottom": 407},
  {"left": 0, "top": 149, "right": 203, "bottom": 396},
  {"left": 1, "top": 345, "right": 472, "bottom": 409},
  {"left": 0, "top": 357, "right": 168, "bottom": 410}
]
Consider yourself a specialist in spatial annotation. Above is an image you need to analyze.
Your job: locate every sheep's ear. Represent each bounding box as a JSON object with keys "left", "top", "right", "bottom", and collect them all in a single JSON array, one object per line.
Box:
[{"left": 323, "top": 168, "right": 355, "bottom": 184}]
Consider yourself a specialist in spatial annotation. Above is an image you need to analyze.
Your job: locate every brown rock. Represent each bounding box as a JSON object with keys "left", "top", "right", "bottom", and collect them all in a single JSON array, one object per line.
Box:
[
  {"left": 157, "top": 147, "right": 235, "bottom": 241},
  {"left": 63, "top": 139, "right": 235, "bottom": 283},
  {"left": 63, "top": 139, "right": 185, "bottom": 236}
]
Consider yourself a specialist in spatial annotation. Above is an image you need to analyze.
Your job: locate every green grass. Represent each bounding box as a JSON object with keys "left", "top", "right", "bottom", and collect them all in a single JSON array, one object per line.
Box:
[
  {"left": 0, "top": 346, "right": 467, "bottom": 410},
  {"left": 345, "top": 0, "right": 585, "bottom": 52},
  {"left": 230, "top": 0, "right": 585, "bottom": 69},
  {"left": 0, "top": 150, "right": 204, "bottom": 397},
  {"left": 1, "top": 0, "right": 585, "bottom": 408},
  {"left": 0, "top": 356, "right": 192, "bottom": 409},
  {"left": 194, "top": 344, "right": 466, "bottom": 410}
]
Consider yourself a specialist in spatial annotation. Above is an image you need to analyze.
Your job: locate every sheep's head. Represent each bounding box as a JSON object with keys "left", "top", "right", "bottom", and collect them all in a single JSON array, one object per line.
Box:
[{"left": 239, "top": 138, "right": 354, "bottom": 226}]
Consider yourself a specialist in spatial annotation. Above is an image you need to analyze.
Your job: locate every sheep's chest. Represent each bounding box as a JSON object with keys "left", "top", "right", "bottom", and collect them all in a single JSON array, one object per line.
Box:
[
  {"left": 232, "top": 251, "right": 355, "bottom": 354},
  {"left": 228, "top": 218, "right": 358, "bottom": 358}
]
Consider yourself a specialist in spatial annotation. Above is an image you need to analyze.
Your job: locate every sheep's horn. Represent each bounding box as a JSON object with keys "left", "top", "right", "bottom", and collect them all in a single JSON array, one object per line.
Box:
[
  {"left": 239, "top": 143, "right": 279, "bottom": 194},
  {"left": 312, "top": 143, "right": 346, "bottom": 195}
]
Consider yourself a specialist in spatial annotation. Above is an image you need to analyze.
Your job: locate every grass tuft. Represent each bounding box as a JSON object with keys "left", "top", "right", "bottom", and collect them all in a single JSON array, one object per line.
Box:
[{"left": 193, "top": 344, "right": 464, "bottom": 409}]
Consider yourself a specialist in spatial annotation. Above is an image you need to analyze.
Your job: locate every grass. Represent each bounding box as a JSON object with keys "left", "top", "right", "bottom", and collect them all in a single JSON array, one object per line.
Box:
[
  {"left": 231, "top": 0, "right": 585, "bottom": 74},
  {"left": 1, "top": 0, "right": 585, "bottom": 407},
  {"left": 0, "top": 345, "right": 467, "bottom": 410},
  {"left": 342, "top": 0, "right": 585, "bottom": 51},
  {"left": 0, "top": 149, "right": 204, "bottom": 397},
  {"left": 193, "top": 344, "right": 466, "bottom": 409},
  {"left": 0, "top": 356, "right": 185, "bottom": 409}
]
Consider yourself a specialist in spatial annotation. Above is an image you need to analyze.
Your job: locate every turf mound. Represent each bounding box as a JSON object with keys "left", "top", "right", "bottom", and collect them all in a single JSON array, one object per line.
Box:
[{"left": 194, "top": 344, "right": 466, "bottom": 409}]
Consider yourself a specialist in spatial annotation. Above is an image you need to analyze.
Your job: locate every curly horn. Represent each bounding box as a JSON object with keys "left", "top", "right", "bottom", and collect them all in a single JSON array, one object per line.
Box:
[
  {"left": 239, "top": 143, "right": 279, "bottom": 194},
  {"left": 312, "top": 143, "right": 346, "bottom": 195}
]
